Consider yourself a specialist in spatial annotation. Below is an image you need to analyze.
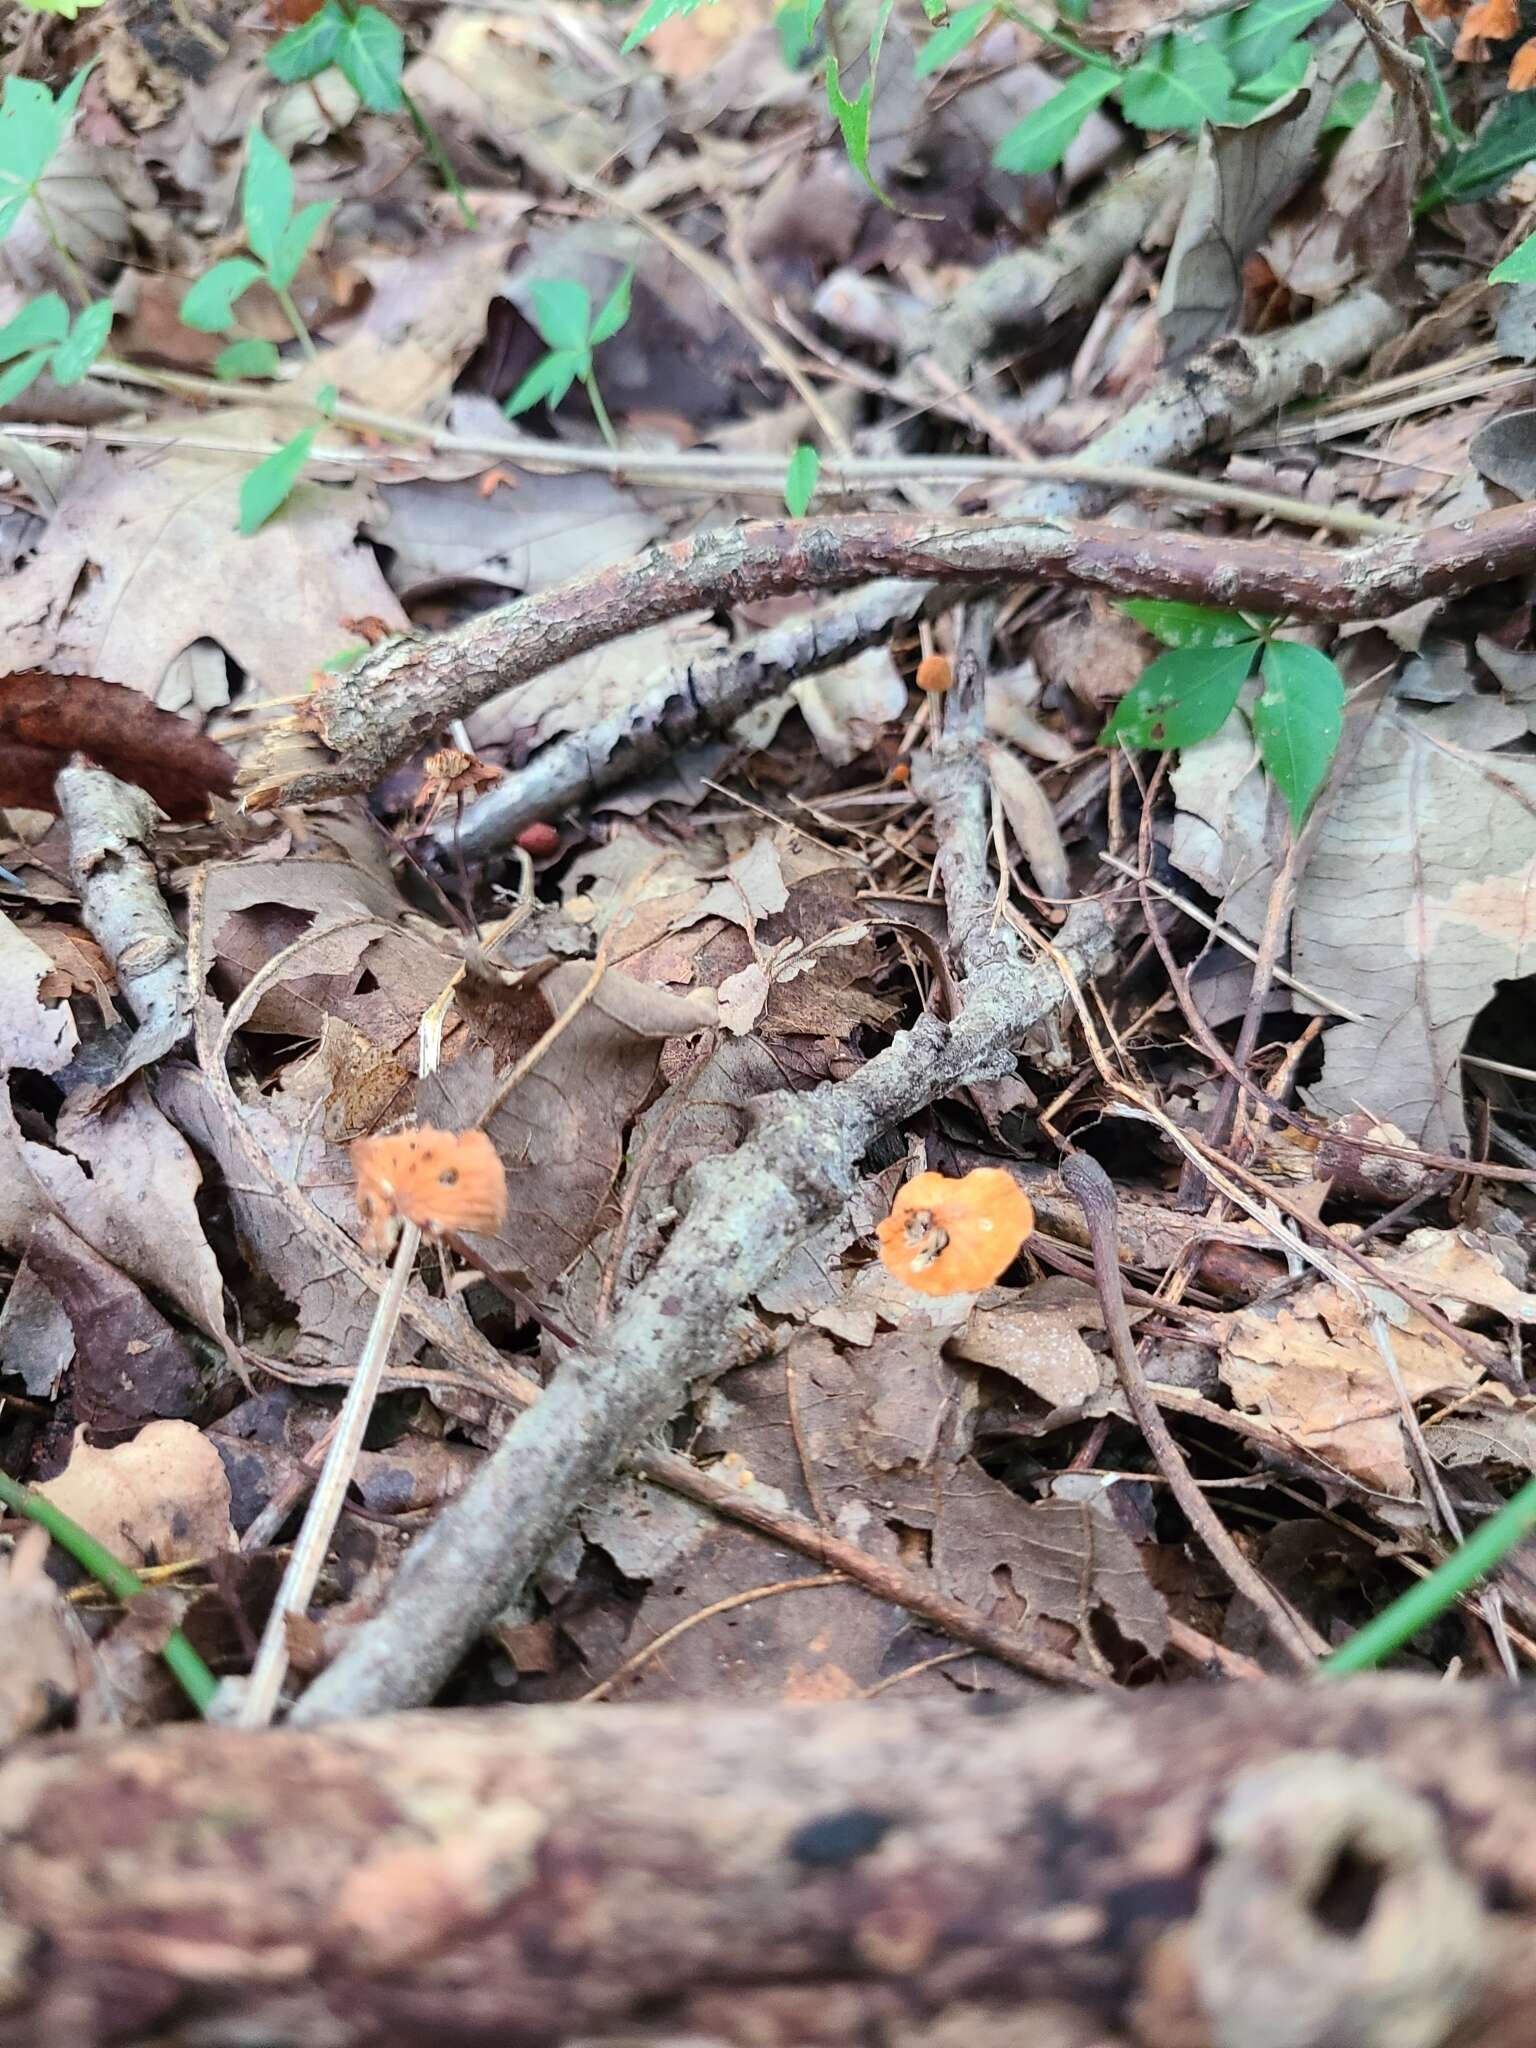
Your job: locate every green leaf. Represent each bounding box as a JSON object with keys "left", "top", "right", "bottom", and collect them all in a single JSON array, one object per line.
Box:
[
  {"left": 49, "top": 297, "right": 113, "bottom": 385},
  {"left": 19, "top": 0, "right": 106, "bottom": 16},
  {"left": 214, "top": 337, "right": 281, "bottom": 380},
  {"left": 267, "top": 3, "right": 348, "bottom": 83},
  {"left": 320, "top": 644, "right": 367, "bottom": 672},
  {"left": 589, "top": 268, "right": 634, "bottom": 345},
  {"left": 53, "top": 61, "right": 96, "bottom": 130},
  {"left": 1215, "top": 0, "right": 1330, "bottom": 85},
  {"left": 0, "top": 349, "right": 50, "bottom": 404},
  {"left": 1492, "top": 231, "right": 1536, "bottom": 285},
  {"left": 238, "top": 423, "right": 316, "bottom": 535},
  {"left": 336, "top": 6, "right": 405, "bottom": 113},
  {"left": 242, "top": 123, "right": 293, "bottom": 272},
  {"left": 1421, "top": 93, "right": 1536, "bottom": 210},
  {"left": 1253, "top": 639, "right": 1342, "bottom": 826},
  {"left": 0, "top": 291, "right": 70, "bottom": 361},
  {"left": 267, "top": 197, "right": 334, "bottom": 291},
  {"left": 784, "top": 442, "right": 820, "bottom": 517},
  {"left": 1118, "top": 599, "right": 1260, "bottom": 648},
  {"left": 314, "top": 381, "right": 338, "bottom": 417},
  {"left": 623, "top": 0, "right": 713, "bottom": 52},
  {"left": 180, "top": 256, "right": 265, "bottom": 333},
  {"left": 1117, "top": 36, "right": 1235, "bottom": 133},
  {"left": 1227, "top": 40, "right": 1310, "bottom": 111},
  {"left": 994, "top": 67, "right": 1119, "bottom": 174},
  {"left": 530, "top": 277, "right": 591, "bottom": 352},
  {"left": 0, "top": 77, "right": 64, "bottom": 205},
  {"left": 916, "top": 2, "right": 992, "bottom": 77},
  {"left": 503, "top": 348, "right": 584, "bottom": 417},
  {"left": 1322, "top": 77, "right": 1379, "bottom": 135},
  {"left": 827, "top": 0, "right": 894, "bottom": 200},
  {"left": 1101, "top": 642, "right": 1258, "bottom": 750}
]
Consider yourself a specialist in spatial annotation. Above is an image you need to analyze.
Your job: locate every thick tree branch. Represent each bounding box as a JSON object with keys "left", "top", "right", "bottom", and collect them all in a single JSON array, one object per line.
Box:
[{"left": 2, "top": 1682, "right": 1530, "bottom": 2046}]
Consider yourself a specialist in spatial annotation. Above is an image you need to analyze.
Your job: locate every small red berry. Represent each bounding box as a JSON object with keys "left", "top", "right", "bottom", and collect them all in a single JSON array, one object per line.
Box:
[{"left": 515, "top": 822, "right": 560, "bottom": 857}]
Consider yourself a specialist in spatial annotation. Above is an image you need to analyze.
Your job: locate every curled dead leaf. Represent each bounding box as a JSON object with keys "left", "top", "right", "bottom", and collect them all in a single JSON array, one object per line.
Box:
[{"left": 0, "top": 672, "right": 234, "bottom": 820}]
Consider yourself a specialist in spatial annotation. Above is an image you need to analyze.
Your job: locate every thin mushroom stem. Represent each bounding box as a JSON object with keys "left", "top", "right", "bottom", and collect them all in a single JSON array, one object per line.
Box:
[{"left": 234, "top": 1220, "right": 422, "bottom": 1728}]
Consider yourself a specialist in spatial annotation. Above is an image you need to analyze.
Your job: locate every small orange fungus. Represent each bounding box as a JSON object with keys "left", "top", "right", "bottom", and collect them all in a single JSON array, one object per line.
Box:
[
  {"left": 352, "top": 1127, "right": 508, "bottom": 1256},
  {"left": 876, "top": 1168, "right": 1034, "bottom": 1295},
  {"left": 1512, "top": 36, "right": 1536, "bottom": 86},
  {"left": 916, "top": 653, "right": 954, "bottom": 694}
]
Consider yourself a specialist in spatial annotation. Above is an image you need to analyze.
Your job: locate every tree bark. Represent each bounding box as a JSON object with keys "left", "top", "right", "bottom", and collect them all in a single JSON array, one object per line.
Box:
[{"left": 2, "top": 1681, "right": 1532, "bottom": 2047}]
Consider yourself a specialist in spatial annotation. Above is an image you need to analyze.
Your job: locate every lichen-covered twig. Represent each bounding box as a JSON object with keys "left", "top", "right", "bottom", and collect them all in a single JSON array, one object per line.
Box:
[{"left": 55, "top": 762, "right": 193, "bottom": 1086}]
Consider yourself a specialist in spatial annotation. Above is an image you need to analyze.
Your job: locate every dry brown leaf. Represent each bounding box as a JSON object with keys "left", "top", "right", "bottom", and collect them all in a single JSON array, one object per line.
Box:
[
  {"left": 0, "top": 1527, "right": 86, "bottom": 1747},
  {"left": 1293, "top": 699, "right": 1536, "bottom": 1147},
  {"left": 0, "top": 439, "right": 406, "bottom": 706},
  {"left": 0, "top": 914, "right": 79, "bottom": 1076},
  {"left": 37, "top": 1421, "right": 236, "bottom": 1567},
  {"left": 0, "top": 671, "right": 235, "bottom": 819},
  {"left": 25, "top": 1216, "right": 209, "bottom": 1439},
  {"left": 1221, "top": 1277, "right": 1483, "bottom": 1495},
  {"left": 1456, "top": 0, "right": 1518, "bottom": 55}
]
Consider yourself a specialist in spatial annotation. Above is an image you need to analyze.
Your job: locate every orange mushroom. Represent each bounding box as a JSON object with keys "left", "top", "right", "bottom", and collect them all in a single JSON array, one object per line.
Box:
[
  {"left": 875, "top": 1168, "right": 1034, "bottom": 1295},
  {"left": 916, "top": 653, "right": 954, "bottom": 694}
]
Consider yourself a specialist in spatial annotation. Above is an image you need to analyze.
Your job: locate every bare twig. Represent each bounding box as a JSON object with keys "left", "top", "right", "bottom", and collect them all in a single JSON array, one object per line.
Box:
[
  {"left": 412, "top": 290, "right": 1407, "bottom": 861},
  {"left": 1060, "top": 1151, "right": 1324, "bottom": 1671},
  {"left": 244, "top": 488, "right": 1536, "bottom": 819}
]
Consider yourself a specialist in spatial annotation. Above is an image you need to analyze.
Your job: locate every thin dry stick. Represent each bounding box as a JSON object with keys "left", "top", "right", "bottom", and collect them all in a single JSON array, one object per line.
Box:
[
  {"left": 579, "top": 1574, "right": 847, "bottom": 1703},
  {"left": 1098, "top": 855, "right": 1366, "bottom": 1022},
  {"left": 1060, "top": 1150, "right": 1324, "bottom": 1671},
  {"left": 234, "top": 1221, "right": 423, "bottom": 1727},
  {"left": 639, "top": 1448, "right": 1105, "bottom": 1691}
]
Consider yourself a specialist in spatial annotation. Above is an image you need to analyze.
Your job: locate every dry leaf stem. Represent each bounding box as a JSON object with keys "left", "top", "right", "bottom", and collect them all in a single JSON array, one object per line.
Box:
[{"left": 1060, "top": 1151, "right": 1325, "bottom": 1670}]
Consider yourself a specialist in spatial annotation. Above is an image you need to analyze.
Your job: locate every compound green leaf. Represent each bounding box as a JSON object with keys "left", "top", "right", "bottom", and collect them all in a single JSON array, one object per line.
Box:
[
  {"left": 336, "top": 6, "right": 405, "bottom": 113},
  {"left": 268, "top": 198, "right": 335, "bottom": 291},
  {"left": 1117, "top": 37, "right": 1235, "bottom": 133},
  {"left": 1101, "top": 642, "right": 1258, "bottom": 750},
  {"left": 590, "top": 268, "right": 634, "bottom": 345},
  {"left": 238, "top": 424, "right": 316, "bottom": 535},
  {"left": 994, "top": 67, "right": 1118, "bottom": 174},
  {"left": 242, "top": 123, "right": 293, "bottom": 272},
  {"left": 1254, "top": 638, "right": 1343, "bottom": 826},
  {"left": 180, "top": 257, "right": 264, "bottom": 333},
  {"left": 49, "top": 297, "right": 113, "bottom": 385},
  {"left": 266, "top": 2, "right": 347, "bottom": 82},
  {"left": 530, "top": 277, "right": 591, "bottom": 352},
  {"left": 1118, "top": 599, "right": 1261, "bottom": 648},
  {"left": 0, "top": 291, "right": 70, "bottom": 361},
  {"left": 503, "top": 348, "right": 583, "bottom": 417},
  {"left": 623, "top": 0, "right": 714, "bottom": 52},
  {"left": 784, "top": 442, "right": 820, "bottom": 516}
]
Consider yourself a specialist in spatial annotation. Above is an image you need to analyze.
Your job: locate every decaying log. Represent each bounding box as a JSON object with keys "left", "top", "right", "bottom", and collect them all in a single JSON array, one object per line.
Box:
[{"left": 1, "top": 1682, "right": 1532, "bottom": 2047}]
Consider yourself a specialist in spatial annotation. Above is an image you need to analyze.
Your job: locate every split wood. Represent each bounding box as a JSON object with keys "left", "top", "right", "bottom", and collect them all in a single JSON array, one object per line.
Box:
[{"left": 1, "top": 1681, "right": 1525, "bottom": 2047}]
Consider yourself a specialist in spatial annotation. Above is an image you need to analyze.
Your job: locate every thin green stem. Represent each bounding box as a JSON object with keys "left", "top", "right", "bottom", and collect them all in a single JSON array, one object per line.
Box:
[
  {"left": 32, "top": 191, "right": 93, "bottom": 310},
  {"left": 402, "top": 88, "right": 477, "bottom": 230},
  {"left": 1321, "top": 1476, "right": 1536, "bottom": 1676},
  {"left": 583, "top": 371, "right": 619, "bottom": 452},
  {"left": 998, "top": 4, "right": 1116, "bottom": 69},
  {"left": 0, "top": 1467, "right": 218, "bottom": 1713},
  {"left": 273, "top": 283, "right": 319, "bottom": 363}
]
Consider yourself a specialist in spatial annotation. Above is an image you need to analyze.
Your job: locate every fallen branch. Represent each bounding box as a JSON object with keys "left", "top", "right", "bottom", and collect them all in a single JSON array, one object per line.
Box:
[
  {"left": 1, "top": 1682, "right": 1525, "bottom": 2045},
  {"left": 248, "top": 464, "right": 1536, "bottom": 835},
  {"left": 292, "top": 900, "right": 1112, "bottom": 1721},
  {"left": 426, "top": 288, "right": 1406, "bottom": 861},
  {"left": 55, "top": 762, "right": 192, "bottom": 1087}
]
